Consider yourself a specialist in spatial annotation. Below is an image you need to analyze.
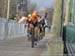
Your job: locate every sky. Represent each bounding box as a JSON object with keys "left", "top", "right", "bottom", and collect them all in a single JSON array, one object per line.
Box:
[{"left": 30, "top": 0, "right": 55, "bottom": 10}]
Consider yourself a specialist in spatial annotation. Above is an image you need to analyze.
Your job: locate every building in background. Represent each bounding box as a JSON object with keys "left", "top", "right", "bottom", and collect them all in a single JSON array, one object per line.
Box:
[{"left": 0, "top": 0, "right": 28, "bottom": 19}]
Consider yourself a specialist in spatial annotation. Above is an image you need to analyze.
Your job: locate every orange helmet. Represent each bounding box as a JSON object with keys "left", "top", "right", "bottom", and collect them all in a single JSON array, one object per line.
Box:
[{"left": 32, "top": 12, "right": 38, "bottom": 17}]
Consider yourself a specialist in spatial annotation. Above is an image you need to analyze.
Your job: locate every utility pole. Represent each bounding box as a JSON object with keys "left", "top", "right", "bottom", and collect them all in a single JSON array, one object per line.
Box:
[
  {"left": 61, "top": 0, "right": 64, "bottom": 36},
  {"left": 4, "top": 0, "right": 11, "bottom": 40},
  {"left": 7, "top": 0, "right": 11, "bottom": 19},
  {"left": 16, "top": 4, "right": 19, "bottom": 17}
]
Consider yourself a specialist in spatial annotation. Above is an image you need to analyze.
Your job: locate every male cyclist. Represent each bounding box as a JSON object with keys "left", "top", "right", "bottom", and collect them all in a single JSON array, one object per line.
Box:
[{"left": 28, "top": 12, "right": 41, "bottom": 41}]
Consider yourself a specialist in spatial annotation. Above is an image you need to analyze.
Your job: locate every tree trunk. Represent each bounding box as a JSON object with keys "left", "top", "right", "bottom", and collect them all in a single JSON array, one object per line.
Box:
[{"left": 51, "top": 0, "right": 62, "bottom": 37}]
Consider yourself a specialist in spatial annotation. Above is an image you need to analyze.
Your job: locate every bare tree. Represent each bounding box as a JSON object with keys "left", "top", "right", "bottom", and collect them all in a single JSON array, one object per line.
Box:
[
  {"left": 45, "top": 7, "right": 54, "bottom": 27},
  {"left": 17, "top": 0, "right": 38, "bottom": 17},
  {"left": 0, "top": 0, "right": 17, "bottom": 19},
  {"left": 0, "top": 0, "right": 6, "bottom": 18},
  {"left": 17, "top": 0, "right": 28, "bottom": 17},
  {"left": 27, "top": 1, "right": 38, "bottom": 14},
  {"left": 0, "top": 0, "right": 38, "bottom": 19}
]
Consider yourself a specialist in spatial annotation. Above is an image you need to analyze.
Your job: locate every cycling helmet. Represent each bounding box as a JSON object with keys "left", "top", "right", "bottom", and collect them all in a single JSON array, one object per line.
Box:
[
  {"left": 28, "top": 14, "right": 31, "bottom": 18},
  {"left": 32, "top": 12, "right": 38, "bottom": 17}
]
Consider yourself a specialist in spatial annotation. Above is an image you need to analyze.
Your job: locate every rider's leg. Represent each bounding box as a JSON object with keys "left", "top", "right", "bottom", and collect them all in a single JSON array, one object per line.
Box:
[
  {"left": 34, "top": 26, "right": 39, "bottom": 41},
  {"left": 28, "top": 23, "right": 34, "bottom": 36},
  {"left": 27, "top": 24, "right": 32, "bottom": 40},
  {"left": 35, "top": 27, "right": 38, "bottom": 32}
]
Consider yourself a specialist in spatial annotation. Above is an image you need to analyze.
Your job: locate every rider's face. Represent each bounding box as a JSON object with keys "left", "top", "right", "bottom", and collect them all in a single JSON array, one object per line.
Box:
[{"left": 33, "top": 16, "right": 37, "bottom": 19}]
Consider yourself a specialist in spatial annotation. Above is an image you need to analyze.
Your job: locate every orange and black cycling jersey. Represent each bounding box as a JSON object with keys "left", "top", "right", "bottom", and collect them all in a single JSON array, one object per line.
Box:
[{"left": 29, "top": 16, "right": 40, "bottom": 23}]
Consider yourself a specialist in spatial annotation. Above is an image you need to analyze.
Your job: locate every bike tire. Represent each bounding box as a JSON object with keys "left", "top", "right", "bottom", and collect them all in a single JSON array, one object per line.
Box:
[
  {"left": 42, "top": 27, "right": 45, "bottom": 37},
  {"left": 31, "top": 29, "right": 35, "bottom": 48},
  {"left": 31, "top": 37, "right": 34, "bottom": 48}
]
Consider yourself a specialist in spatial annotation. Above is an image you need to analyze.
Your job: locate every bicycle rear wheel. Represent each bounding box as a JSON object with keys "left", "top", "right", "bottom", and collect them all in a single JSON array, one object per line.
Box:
[{"left": 42, "top": 26, "right": 45, "bottom": 36}]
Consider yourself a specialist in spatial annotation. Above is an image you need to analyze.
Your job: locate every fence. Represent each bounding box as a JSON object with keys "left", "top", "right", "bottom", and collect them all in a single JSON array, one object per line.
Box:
[
  {"left": 63, "top": 23, "right": 75, "bottom": 55},
  {"left": 0, "top": 18, "right": 27, "bottom": 40}
]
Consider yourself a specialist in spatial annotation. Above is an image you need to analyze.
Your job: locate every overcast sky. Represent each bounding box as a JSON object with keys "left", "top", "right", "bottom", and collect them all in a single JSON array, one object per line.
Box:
[{"left": 30, "top": 0, "right": 55, "bottom": 10}]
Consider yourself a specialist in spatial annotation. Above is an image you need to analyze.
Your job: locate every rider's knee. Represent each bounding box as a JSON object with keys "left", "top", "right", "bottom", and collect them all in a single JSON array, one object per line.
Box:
[
  {"left": 35, "top": 27, "right": 38, "bottom": 32},
  {"left": 29, "top": 24, "right": 33, "bottom": 28}
]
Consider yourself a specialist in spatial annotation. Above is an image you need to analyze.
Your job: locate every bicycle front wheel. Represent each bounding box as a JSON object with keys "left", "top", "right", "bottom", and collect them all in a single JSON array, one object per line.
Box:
[{"left": 31, "top": 29, "right": 35, "bottom": 48}]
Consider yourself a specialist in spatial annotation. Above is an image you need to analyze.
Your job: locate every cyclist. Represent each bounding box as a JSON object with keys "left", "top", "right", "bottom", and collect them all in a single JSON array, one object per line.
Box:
[{"left": 28, "top": 12, "right": 41, "bottom": 41}]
